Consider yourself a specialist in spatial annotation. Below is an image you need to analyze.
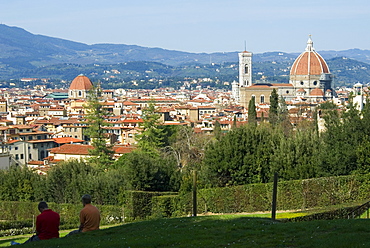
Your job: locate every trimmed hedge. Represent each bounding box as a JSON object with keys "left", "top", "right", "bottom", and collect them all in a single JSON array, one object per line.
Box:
[
  {"left": 147, "top": 174, "right": 370, "bottom": 219},
  {"left": 120, "top": 191, "right": 178, "bottom": 221},
  {"left": 282, "top": 205, "right": 361, "bottom": 222}
]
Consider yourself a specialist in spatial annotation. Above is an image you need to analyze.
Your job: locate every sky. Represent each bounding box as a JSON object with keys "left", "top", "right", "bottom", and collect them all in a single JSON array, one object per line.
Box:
[{"left": 0, "top": 0, "right": 369, "bottom": 54}]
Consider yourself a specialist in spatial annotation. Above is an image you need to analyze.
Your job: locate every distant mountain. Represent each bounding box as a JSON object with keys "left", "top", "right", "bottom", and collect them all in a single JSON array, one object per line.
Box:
[
  {"left": 1, "top": 24, "right": 370, "bottom": 68},
  {"left": 0, "top": 24, "right": 238, "bottom": 69},
  {"left": 0, "top": 24, "right": 370, "bottom": 87}
]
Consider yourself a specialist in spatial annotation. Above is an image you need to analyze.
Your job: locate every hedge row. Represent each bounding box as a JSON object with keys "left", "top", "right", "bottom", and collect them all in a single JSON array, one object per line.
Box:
[
  {"left": 119, "top": 191, "right": 178, "bottom": 221},
  {"left": 282, "top": 205, "right": 361, "bottom": 222},
  {"left": 127, "top": 174, "right": 370, "bottom": 220}
]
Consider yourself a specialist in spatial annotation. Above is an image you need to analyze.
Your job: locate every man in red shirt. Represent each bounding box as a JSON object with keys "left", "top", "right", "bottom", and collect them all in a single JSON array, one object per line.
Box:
[{"left": 15, "top": 202, "right": 60, "bottom": 244}]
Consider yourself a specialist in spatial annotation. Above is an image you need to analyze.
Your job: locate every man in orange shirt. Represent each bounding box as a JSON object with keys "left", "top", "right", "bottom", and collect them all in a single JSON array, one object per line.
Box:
[
  {"left": 79, "top": 194, "right": 100, "bottom": 232},
  {"left": 66, "top": 194, "right": 101, "bottom": 237}
]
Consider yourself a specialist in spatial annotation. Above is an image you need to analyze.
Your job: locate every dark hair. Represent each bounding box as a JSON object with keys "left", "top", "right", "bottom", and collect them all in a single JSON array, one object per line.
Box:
[
  {"left": 38, "top": 201, "right": 48, "bottom": 210},
  {"left": 81, "top": 194, "right": 92, "bottom": 204}
]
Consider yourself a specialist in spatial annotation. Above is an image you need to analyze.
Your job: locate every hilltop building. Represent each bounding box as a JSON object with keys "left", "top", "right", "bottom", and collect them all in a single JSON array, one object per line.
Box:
[{"left": 236, "top": 36, "right": 334, "bottom": 108}]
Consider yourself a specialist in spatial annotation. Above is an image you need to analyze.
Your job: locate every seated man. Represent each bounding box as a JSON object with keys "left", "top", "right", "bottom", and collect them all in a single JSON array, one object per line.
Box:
[
  {"left": 66, "top": 194, "right": 100, "bottom": 236},
  {"left": 12, "top": 201, "right": 60, "bottom": 245},
  {"left": 79, "top": 194, "right": 101, "bottom": 232}
]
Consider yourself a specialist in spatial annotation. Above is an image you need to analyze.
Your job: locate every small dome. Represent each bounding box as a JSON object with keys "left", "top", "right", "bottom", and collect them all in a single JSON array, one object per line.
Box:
[
  {"left": 69, "top": 75, "right": 93, "bottom": 90},
  {"left": 290, "top": 37, "right": 330, "bottom": 76},
  {"left": 297, "top": 88, "right": 306, "bottom": 92}
]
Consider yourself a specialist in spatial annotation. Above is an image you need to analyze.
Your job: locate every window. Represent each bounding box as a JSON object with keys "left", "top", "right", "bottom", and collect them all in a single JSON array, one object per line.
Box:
[
  {"left": 260, "top": 95, "right": 265, "bottom": 104},
  {"left": 313, "top": 81, "right": 318, "bottom": 86},
  {"left": 15, "top": 154, "right": 19, "bottom": 160},
  {"left": 245, "top": 65, "right": 249, "bottom": 74},
  {"left": 78, "top": 91, "right": 82, "bottom": 96},
  {"left": 20, "top": 154, "right": 24, "bottom": 159},
  {"left": 15, "top": 147, "right": 18, "bottom": 150},
  {"left": 286, "top": 90, "right": 290, "bottom": 94},
  {"left": 300, "top": 81, "right": 304, "bottom": 85},
  {"left": 29, "top": 154, "right": 32, "bottom": 159}
]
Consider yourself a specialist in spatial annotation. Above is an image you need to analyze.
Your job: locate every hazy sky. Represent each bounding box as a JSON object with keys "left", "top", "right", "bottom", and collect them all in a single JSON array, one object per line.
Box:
[{"left": 0, "top": 0, "right": 369, "bottom": 53}]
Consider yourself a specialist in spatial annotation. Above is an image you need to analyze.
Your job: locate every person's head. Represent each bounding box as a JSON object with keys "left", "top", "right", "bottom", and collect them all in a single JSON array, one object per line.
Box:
[
  {"left": 81, "top": 194, "right": 92, "bottom": 206},
  {"left": 38, "top": 201, "right": 48, "bottom": 212}
]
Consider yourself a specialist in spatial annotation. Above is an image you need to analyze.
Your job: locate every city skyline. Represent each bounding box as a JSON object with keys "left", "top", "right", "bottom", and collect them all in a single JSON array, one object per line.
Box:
[{"left": 0, "top": 0, "right": 369, "bottom": 54}]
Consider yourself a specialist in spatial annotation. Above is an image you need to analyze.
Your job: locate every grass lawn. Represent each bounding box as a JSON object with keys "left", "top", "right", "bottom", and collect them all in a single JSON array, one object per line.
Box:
[{"left": 1, "top": 214, "right": 369, "bottom": 248}]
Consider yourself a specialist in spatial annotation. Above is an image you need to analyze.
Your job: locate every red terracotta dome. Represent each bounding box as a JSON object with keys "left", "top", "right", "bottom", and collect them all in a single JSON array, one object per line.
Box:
[
  {"left": 290, "top": 37, "right": 330, "bottom": 76},
  {"left": 69, "top": 75, "right": 93, "bottom": 90}
]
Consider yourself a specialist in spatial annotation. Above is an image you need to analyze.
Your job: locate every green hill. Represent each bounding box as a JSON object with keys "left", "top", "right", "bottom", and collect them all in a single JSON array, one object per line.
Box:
[{"left": 3, "top": 215, "right": 370, "bottom": 248}]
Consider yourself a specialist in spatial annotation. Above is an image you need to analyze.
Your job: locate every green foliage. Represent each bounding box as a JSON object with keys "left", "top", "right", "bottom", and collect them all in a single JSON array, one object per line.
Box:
[
  {"left": 83, "top": 86, "right": 114, "bottom": 168},
  {"left": 247, "top": 97, "right": 256, "bottom": 124},
  {"left": 0, "top": 165, "right": 44, "bottom": 202},
  {"left": 213, "top": 120, "right": 222, "bottom": 140},
  {"left": 115, "top": 150, "right": 180, "bottom": 192},
  {"left": 269, "top": 88, "right": 279, "bottom": 124},
  {"left": 202, "top": 123, "right": 281, "bottom": 187},
  {"left": 45, "top": 159, "right": 124, "bottom": 205},
  {"left": 148, "top": 174, "right": 370, "bottom": 219},
  {"left": 318, "top": 97, "right": 370, "bottom": 176},
  {"left": 136, "top": 101, "right": 166, "bottom": 153},
  {"left": 271, "top": 126, "right": 322, "bottom": 180},
  {"left": 119, "top": 190, "right": 177, "bottom": 221}
]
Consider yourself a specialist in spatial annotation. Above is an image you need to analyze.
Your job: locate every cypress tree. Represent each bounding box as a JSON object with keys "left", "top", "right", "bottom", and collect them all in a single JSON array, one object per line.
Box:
[
  {"left": 269, "top": 88, "right": 279, "bottom": 124},
  {"left": 248, "top": 97, "right": 257, "bottom": 124}
]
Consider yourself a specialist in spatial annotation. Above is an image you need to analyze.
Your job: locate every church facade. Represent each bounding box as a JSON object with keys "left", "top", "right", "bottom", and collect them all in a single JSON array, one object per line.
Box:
[{"left": 235, "top": 36, "right": 334, "bottom": 108}]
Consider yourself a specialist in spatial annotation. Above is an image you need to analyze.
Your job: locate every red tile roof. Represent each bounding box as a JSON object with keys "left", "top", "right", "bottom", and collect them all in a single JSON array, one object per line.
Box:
[
  {"left": 49, "top": 144, "right": 93, "bottom": 155},
  {"left": 53, "top": 137, "right": 85, "bottom": 144},
  {"left": 69, "top": 75, "right": 93, "bottom": 90}
]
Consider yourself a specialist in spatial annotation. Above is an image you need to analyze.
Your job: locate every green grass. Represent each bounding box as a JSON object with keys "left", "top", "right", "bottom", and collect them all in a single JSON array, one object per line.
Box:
[{"left": 1, "top": 215, "right": 370, "bottom": 248}]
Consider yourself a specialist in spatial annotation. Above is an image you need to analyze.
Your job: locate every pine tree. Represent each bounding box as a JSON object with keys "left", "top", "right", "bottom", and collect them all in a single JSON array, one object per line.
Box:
[
  {"left": 83, "top": 85, "right": 114, "bottom": 168},
  {"left": 136, "top": 101, "right": 166, "bottom": 153}
]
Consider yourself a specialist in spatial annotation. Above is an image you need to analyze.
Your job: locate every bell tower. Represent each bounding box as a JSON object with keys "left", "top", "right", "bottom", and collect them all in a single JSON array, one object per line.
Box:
[{"left": 238, "top": 50, "right": 252, "bottom": 87}]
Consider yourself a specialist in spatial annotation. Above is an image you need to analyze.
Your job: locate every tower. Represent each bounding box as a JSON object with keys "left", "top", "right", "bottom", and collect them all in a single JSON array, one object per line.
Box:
[
  {"left": 353, "top": 83, "right": 364, "bottom": 111},
  {"left": 238, "top": 51, "right": 252, "bottom": 87},
  {"left": 231, "top": 80, "right": 240, "bottom": 103}
]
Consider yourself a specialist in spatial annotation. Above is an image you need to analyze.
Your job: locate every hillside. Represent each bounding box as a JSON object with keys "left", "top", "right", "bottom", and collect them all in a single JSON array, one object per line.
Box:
[
  {"left": 1, "top": 24, "right": 370, "bottom": 87},
  {"left": 2, "top": 57, "right": 369, "bottom": 89},
  {"left": 4, "top": 215, "right": 370, "bottom": 248}
]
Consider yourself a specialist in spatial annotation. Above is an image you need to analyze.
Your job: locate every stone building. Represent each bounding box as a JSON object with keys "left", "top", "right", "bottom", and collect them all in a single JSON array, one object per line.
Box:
[{"left": 238, "top": 36, "right": 334, "bottom": 108}]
